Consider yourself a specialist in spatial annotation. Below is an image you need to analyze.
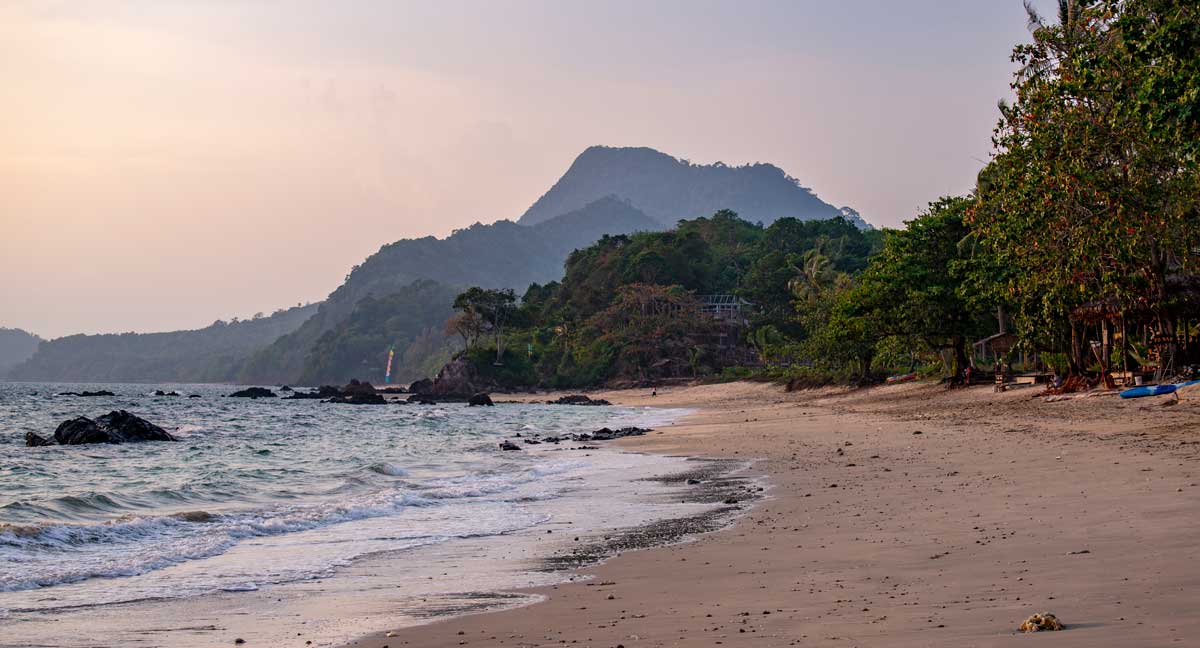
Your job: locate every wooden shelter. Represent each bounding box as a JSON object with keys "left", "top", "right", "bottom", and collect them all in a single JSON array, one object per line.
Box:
[{"left": 1068, "top": 274, "right": 1200, "bottom": 383}]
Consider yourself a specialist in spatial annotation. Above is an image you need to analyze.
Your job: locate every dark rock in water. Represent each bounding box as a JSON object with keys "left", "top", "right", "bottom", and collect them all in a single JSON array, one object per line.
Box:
[
  {"left": 25, "top": 432, "right": 53, "bottom": 447},
  {"left": 408, "top": 378, "right": 434, "bottom": 395},
  {"left": 171, "top": 510, "right": 217, "bottom": 522},
  {"left": 188, "top": 394, "right": 202, "bottom": 398},
  {"left": 58, "top": 390, "right": 115, "bottom": 397},
  {"left": 292, "top": 379, "right": 387, "bottom": 404},
  {"left": 47, "top": 410, "right": 176, "bottom": 445},
  {"left": 548, "top": 394, "right": 611, "bottom": 406},
  {"left": 407, "top": 395, "right": 437, "bottom": 405},
  {"left": 468, "top": 392, "right": 494, "bottom": 407},
  {"left": 154, "top": 390, "right": 180, "bottom": 396},
  {"left": 324, "top": 393, "right": 386, "bottom": 405},
  {"left": 282, "top": 386, "right": 333, "bottom": 400},
  {"left": 589, "top": 426, "right": 650, "bottom": 441},
  {"left": 340, "top": 379, "right": 377, "bottom": 396},
  {"left": 228, "top": 387, "right": 277, "bottom": 398},
  {"left": 379, "top": 386, "right": 407, "bottom": 394},
  {"left": 279, "top": 385, "right": 293, "bottom": 392},
  {"left": 499, "top": 440, "right": 522, "bottom": 451},
  {"left": 282, "top": 391, "right": 319, "bottom": 400}
]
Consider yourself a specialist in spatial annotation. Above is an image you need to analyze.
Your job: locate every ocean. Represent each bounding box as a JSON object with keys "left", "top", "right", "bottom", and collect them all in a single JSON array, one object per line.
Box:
[{"left": 0, "top": 382, "right": 742, "bottom": 647}]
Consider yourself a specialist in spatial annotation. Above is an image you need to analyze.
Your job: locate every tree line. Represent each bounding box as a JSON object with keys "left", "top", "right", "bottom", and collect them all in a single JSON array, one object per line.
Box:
[{"left": 447, "top": 1, "right": 1200, "bottom": 389}]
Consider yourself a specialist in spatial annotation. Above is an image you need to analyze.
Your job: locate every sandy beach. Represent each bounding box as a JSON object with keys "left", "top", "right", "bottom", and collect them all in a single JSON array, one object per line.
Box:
[{"left": 348, "top": 380, "right": 1200, "bottom": 648}]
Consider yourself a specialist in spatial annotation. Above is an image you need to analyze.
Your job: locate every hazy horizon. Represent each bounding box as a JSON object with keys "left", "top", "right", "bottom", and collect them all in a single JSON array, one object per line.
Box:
[{"left": 2, "top": 1, "right": 1055, "bottom": 338}]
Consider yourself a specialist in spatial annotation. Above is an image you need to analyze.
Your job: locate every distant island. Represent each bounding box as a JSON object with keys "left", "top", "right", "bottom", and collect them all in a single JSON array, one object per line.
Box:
[
  {"left": 9, "top": 147, "right": 870, "bottom": 385},
  {"left": 8, "top": 305, "right": 317, "bottom": 383}
]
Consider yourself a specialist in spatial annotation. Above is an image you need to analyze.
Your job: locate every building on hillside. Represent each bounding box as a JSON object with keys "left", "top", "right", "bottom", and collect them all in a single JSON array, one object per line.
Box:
[
  {"left": 698, "top": 295, "right": 752, "bottom": 327},
  {"left": 697, "top": 295, "right": 754, "bottom": 357}
]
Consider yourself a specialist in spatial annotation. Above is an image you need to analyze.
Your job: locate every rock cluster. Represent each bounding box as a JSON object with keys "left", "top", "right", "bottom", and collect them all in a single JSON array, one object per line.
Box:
[
  {"left": 407, "top": 378, "right": 434, "bottom": 395},
  {"left": 26, "top": 410, "right": 176, "bottom": 446},
  {"left": 547, "top": 394, "right": 611, "bottom": 406},
  {"left": 57, "top": 390, "right": 115, "bottom": 397},
  {"left": 498, "top": 426, "right": 651, "bottom": 450},
  {"left": 468, "top": 393, "right": 494, "bottom": 407},
  {"left": 227, "top": 387, "right": 277, "bottom": 398},
  {"left": 283, "top": 380, "right": 386, "bottom": 404},
  {"left": 325, "top": 392, "right": 386, "bottom": 405}
]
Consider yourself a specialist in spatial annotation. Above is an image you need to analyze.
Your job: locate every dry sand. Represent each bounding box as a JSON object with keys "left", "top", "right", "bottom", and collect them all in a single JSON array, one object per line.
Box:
[{"left": 347, "top": 381, "right": 1200, "bottom": 647}]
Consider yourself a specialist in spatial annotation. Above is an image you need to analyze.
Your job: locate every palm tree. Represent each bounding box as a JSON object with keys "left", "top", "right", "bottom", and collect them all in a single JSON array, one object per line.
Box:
[
  {"left": 1024, "top": 0, "right": 1092, "bottom": 34},
  {"left": 1018, "top": 0, "right": 1101, "bottom": 82},
  {"left": 788, "top": 250, "right": 835, "bottom": 307}
]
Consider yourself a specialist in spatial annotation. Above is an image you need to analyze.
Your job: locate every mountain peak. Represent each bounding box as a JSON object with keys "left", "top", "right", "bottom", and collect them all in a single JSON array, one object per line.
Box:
[{"left": 519, "top": 146, "right": 869, "bottom": 229}]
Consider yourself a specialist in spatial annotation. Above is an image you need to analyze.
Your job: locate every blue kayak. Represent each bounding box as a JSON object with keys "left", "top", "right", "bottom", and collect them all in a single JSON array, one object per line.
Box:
[{"left": 1120, "top": 379, "right": 1200, "bottom": 399}]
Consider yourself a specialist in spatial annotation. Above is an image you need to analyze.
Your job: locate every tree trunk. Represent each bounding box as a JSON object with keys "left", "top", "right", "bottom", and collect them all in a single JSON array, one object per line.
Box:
[
  {"left": 952, "top": 336, "right": 969, "bottom": 385},
  {"left": 859, "top": 349, "right": 875, "bottom": 381},
  {"left": 1069, "top": 322, "right": 1084, "bottom": 376},
  {"left": 494, "top": 324, "right": 504, "bottom": 365},
  {"left": 1120, "top": 314, "right": 1130, "bottom": 386}
]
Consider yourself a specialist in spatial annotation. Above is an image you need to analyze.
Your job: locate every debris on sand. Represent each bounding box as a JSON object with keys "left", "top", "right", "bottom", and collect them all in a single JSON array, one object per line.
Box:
[{"left": 1018, "top": 612, "right": 1064, "bottom": 632}]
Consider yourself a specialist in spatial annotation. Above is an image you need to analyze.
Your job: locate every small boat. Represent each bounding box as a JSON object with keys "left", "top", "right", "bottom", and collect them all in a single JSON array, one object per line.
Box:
[
  {"left": 886, "top": 372, "right": 917, "bottom": 384},
  {"left": 1119, "top": 379, "right": 1200, "bottom": 399}
]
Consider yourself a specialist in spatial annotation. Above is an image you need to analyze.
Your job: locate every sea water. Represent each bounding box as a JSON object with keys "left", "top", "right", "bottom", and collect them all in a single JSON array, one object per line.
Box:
[{"left": 0, "top": 382, "right": 715, "bottom": 646}]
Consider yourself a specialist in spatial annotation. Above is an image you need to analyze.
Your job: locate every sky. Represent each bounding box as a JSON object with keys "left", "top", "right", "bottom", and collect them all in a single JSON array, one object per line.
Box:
[{"left": 1, "top": 1, "right": 1055, "bottom": 338}]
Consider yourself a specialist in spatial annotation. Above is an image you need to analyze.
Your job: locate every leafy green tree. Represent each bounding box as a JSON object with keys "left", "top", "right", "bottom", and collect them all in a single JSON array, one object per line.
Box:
[
  {"left": 1108, "top": 0, "right": 1200, "bottom": 159},
  {"left": 974, "top": 0, "right": 1200, "bottom": 372},
  {"left": 453, "top": 287, "right": 518, "bottom": 365},
  {"left": 843, "top": 197, "right": 986, "bottom": 382},
  {"left": 584, "top": 284, "right": 715, "bottom": 381}
]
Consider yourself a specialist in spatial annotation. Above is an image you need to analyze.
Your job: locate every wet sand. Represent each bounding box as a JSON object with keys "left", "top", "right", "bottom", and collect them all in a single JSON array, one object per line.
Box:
[{"left": 347, "top": 380, "right": 1200, "bottom": 648}]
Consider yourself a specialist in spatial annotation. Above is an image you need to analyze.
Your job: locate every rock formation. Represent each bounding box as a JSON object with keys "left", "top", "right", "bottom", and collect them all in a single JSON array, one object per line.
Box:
[
  {"left": 27, "top": 410, "right": 177, "bottom": 446},
  {"left": 228, "top": 387, "right": 277, "bottom": 398}
]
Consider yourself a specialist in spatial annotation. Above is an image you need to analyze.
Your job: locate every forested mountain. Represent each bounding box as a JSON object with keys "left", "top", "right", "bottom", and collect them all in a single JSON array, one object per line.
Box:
[
  {"left": 297, "top": 280, "right": 460, "bottom": 386},
  {"left": 0, "top": 328, "right": 42, "bottom": 376},
  {"left": 11, "top": 145, "right": 870, "bottom": 385},
  {"left": 519, "top": 146, "right": 870, "bottom": 230},
  {"left": 235, "top": 197, "right": 660, "bottom": 384},
  {"left": 8, "top": 304, "right": 317, "bottom": 383}
]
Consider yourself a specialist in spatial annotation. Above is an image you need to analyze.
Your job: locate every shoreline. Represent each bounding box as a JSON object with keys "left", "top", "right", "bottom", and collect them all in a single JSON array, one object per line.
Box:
[
  {"left": 0, "top": 396, "right": 738, "bottom": 648},
  {"left": 347, "top": 380, "right": 1200, "bottom": 648}
]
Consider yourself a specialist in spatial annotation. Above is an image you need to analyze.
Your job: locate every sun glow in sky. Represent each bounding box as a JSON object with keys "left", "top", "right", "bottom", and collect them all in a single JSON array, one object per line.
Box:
[{"left": 1, "top": 1, "right": 1054, "bottom": 337}]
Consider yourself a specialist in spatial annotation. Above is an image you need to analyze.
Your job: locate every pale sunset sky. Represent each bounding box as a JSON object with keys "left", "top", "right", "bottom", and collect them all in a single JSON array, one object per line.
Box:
[{"left": 1, "top": 1, "right": 1055, "bottom": 337}]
